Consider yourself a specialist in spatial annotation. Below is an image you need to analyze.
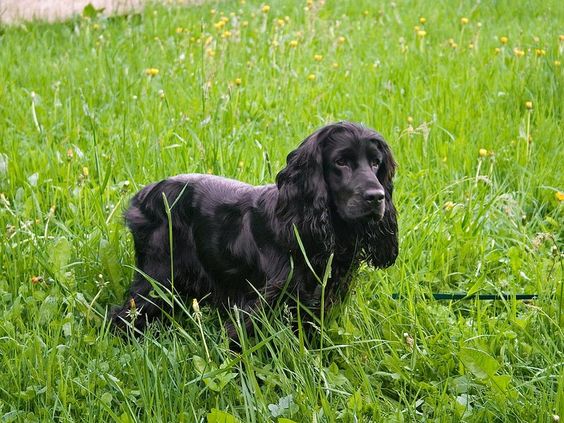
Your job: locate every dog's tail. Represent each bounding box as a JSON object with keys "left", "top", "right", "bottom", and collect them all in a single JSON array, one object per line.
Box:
[{"left": 125, "top": 178, "right": 193, "bottom": 232}]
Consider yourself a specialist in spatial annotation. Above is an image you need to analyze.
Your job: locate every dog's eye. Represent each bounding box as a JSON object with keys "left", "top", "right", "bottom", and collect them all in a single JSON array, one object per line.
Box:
[
  {"left": 371, "top": 159, "right": 380, "bottom": 168},
  {"left": 335, "top": 158, "right": 347, "bottom": 167}
]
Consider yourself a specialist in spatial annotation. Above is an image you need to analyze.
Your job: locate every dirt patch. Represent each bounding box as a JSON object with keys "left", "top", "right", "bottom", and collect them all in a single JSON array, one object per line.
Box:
[{"left": 0, "top": 0, "right": 201, "bottom": 24}]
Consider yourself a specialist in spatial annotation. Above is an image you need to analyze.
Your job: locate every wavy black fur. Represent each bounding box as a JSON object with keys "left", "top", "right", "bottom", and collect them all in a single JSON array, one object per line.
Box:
[{"left": 112, "top": 121, "right": 398, "bottom": 341}]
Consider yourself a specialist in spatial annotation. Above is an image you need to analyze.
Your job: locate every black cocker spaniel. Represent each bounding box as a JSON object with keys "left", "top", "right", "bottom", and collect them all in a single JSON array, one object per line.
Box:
[{"left": 112, "top": 121, "right": 398, "bottom": 340}]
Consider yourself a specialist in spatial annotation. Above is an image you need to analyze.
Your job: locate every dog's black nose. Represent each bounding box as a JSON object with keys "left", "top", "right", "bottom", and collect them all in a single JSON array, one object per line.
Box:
[{"left": 363, "top": 189, "right": 385, "bottom": 204}]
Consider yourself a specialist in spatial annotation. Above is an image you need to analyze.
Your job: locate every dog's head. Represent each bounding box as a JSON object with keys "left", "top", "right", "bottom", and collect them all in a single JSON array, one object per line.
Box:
[{"left": 276, "top": 121, "right": 398, "bottom": 267}]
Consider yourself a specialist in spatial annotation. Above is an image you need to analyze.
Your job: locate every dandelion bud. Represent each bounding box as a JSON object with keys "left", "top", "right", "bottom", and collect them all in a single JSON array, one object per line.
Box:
[
  {"left": 443, "top": 201, "right": 455, "bottom": 211},
  {"left": 31, "top": 276, "right": 43, "bottom": 284},
  {"left": 192, "top": 298, "right": 201, "bottom": 314}
]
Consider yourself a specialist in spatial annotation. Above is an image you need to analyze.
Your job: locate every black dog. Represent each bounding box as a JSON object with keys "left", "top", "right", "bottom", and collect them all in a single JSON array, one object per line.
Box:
[{"left": 112, "top": 121, "right": 398, "bottom": 340}]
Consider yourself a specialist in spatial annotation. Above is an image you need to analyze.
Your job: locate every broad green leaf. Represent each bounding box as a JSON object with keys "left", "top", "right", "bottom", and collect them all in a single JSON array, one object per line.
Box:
[
  {"left": 207, "top": 409, "right": 241, "bottom": 423},
  {"left": 38, "top": 295, "right": 58, "bottom": 324},
  {"left": 50, "top": 237, "right": 72, "bottom": 277},
  {"left": 459, "top": 347, "right": 499, "bottom": 380},
  {"left": 100, "top": 238, "right": 121, "bottom": 286}
]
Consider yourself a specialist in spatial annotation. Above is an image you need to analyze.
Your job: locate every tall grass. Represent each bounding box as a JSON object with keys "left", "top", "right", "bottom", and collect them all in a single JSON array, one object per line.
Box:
[{"left": 0, "top": 0, "right": 562, "bottom": 421}]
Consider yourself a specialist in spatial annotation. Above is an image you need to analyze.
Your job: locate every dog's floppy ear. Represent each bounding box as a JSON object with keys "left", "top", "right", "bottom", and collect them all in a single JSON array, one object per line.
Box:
[
  {"left": 276, "top": 125, "right": 336, "bottom": 254},
  {"left": 361, "top": 140, "right": 398, "bottom": 268}
]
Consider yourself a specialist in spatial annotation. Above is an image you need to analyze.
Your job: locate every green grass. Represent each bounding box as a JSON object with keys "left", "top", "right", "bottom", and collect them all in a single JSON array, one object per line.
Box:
[{"left": 0, "top": 0, "right": 563, "bottom": 421}]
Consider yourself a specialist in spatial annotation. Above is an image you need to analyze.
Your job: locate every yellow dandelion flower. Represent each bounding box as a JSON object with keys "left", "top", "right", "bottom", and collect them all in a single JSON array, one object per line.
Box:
[
  {"left": 175, "top": 27, "right": 183, "bottom": 34},
  {"left": 206, "top": 48, "right": 216, "bottom": 57},
  {"left": 67, "top": 148, "right": 74, "bottom": 160},
  {"left": 555, "top": 191, "right": 564, "bottom": 201},
  {"left": 82, "top": 166, "right": 89, "bottom": 177},
  {"left": 419, "top": 17, "right": 426, "bottom": 24},
  {"left": 289, "top": 39, "right": 299, "bottom": 47},
  {"left": 460, "top": 17, "right": 469, "bottom": 25},
  {"left": 500, "top": 36, "right": 508, "bottom": 44},
  {"left": 276, "top": 18, "right": 285, "bottom": 27},
  {"left": 234, "top": 78, "right": 242, "bottom": 85},
  {"left": 238, "top": 160, "right": 244, "bottom": 168},
  {"left": 535, "top": 48, "right": 546, "bottom": 57},
  {"left": 314, "top": 54, "right": 323, "bottom": 61},
  {"left": 407, "top": 116, "right": 413, "bottom": 124},
  {"left": 414, "top": 25, "right": 420, "bottom": 32},
  {"left": 363, "top": 10, "right": 369, "bottom": 17},
  {"left": 92, "top": 23, "right": 100, "bottom": 30},
  {"left": 222, "top": 30, "right": 232, "bottom": 39},
  {"left": 214, "top": 20, "right": 226, "bottom": 30},
  {"left": 479, "top": 148, "right": 488, "bottom": 157},
  {"left": 417, "top": 30, "right": 427, "bottom": 38},
  {"left": 307, "top": 73, "right": 316, "bottom": 81},
  {"left": 272, "top": 39, "right": 279, "bottom": 47},
  {"left": 513, "top": 48, "right": 525, "bottom": 57},
  {"left": 559, "top": 35, "right": 564, "bottom": 42},
  {"left": 262, "top": 4, "right": 270, "bottom": 13},
  {"left": 331, "top": 62, "right": 339, "bottom": 69},
  {"left": 525, "top": 101, "right": 533, "bottom": 110},
  {"left": 220, "top": 16, "right": 229, "bottom": 23},
  {"left": 468, "top": 42, "right": 474, "bottom": 49},
  {"left": 495, "top": 47, "right": 501, "bottom": 54},
  {"left": 555, "top": 60, "right": 561, "bottom": 66},
  {"left": 451, "top": 42, "right": 458, "bottom": 49},
  {"left": 145, "top": 68, "right": 159, "bottom": 77},
  {"left": 337, "top": 36, "right": 346, "bottom": 45},
  {"left": 242, "top": 21, "right": 249, "bottom": 27}
]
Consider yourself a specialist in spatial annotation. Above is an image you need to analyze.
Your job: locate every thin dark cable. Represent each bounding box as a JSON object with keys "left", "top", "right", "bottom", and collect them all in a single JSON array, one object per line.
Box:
[{"left": 391, "top": 293, "right": 538, "bottom": 301}]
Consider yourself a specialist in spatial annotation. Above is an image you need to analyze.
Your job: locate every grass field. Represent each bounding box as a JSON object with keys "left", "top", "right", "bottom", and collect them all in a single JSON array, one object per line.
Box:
[{"left": 1, "top": 0, "right": 563, "bottom": 421}]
